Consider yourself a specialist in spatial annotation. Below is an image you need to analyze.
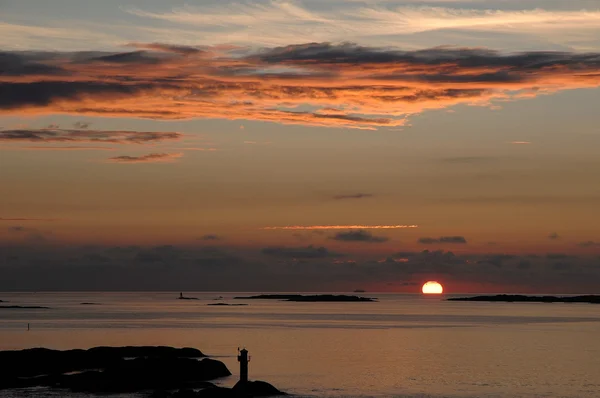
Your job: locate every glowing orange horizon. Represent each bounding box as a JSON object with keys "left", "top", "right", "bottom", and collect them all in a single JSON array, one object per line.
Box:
[{"left": 261, "top": 225, "right": 418, "bottom": 230}]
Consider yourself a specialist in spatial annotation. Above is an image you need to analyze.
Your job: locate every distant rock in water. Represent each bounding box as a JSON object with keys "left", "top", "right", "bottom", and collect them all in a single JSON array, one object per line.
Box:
[
  {"left": 448, "top": 295, "right": 600, "bottom": 304},
  {"left": 168, "top": 380, "right": 286, "bottom": 397},
  {"left": 233, "top": 380, "right": 286, "bottom": 396},
  {"left": 207, "top": 303, "right": 248, "bottom": 306},
  {"left": 178, "top": 292, "right": 199, "bottom": 300},
  {"left": 0, "top": 305, "right": 49, "bottom": 309},
  {"left": 234, "top": 294, "right": 376, "bottom": 302},
  {"left": 80, "top": 302, "right": 100, "bottom": 305},
  {"left": 0, "top": 346, "right": 231, "bottom": 393}
]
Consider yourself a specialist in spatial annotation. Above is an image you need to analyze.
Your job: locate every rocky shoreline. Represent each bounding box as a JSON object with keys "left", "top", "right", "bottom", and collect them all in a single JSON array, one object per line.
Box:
[{"left": 0, "top": 346, "right": 284, "bottom": 397}]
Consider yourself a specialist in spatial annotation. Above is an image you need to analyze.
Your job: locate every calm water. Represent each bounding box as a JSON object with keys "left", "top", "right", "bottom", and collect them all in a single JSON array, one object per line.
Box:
[{"left": 0, "top": 292, "right": 599, "bottom": 397}]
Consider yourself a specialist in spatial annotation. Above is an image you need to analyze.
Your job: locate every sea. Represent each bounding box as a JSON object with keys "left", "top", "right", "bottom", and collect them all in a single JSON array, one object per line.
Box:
[{"left": 0, "top": 292, "right": 599, "bottom": 398}]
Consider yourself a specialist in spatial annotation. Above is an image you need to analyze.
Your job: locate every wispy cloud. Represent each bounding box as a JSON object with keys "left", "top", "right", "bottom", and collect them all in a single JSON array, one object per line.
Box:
[
  {"left": 0, "top": 129, "right": 182, "bottom": 144},
  {"left": 511, "top": 141, "right": 531, "bottom": 144},
  {"left": 107, "top": 153, "right": 183, "bottom": 164},
  {"left": 262, "top": 225, "right": 418, "bottom": 230},
  {"left": 125, "top": 4, "right": 600, "bottom": 49},
  {"left": 21, "top": 146, "right": 116, "bottom": 151}
]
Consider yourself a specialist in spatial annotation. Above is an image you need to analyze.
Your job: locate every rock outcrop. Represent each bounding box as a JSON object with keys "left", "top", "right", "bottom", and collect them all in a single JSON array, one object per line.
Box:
[
  {"left": 0, "top": 346, "right": 230, "bottom": 393},
  {"left": 448, "top": 295, "right": 600, "bottom": 304},
  {"left": 234, "top": 294, "right": 376, "bottom": 302}
]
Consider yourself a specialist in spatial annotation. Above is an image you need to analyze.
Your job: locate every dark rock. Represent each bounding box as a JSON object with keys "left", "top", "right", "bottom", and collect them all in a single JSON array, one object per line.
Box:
[
  {"left": 233, "top": 380, "right": 286, "bottom": 396},
  {"left": 234, "top": 294, "right": 376, "bottom": 302},
  {"left": 173, "top": 388, "right": 199, "bottom": 398},
  {"left": 196, "top": 386, "right": 235, "bottom": 397},
  {"left": 178, "top": 297, "right": 199, "bottom": 300},
  {"left": 207, "top": 303, "right": 248, "bottom": 306},
  {"left": 0, "top": 346, "right": 221, "bottom": 392},
  {"left": 80, "top": 302, "right": 100, "bottom": 305},
  {"left": 0, "top": 306, "right": 49, "bottom": 309},
  {"left": 448, "top": 295, "right": 600, "bottom": 304}
]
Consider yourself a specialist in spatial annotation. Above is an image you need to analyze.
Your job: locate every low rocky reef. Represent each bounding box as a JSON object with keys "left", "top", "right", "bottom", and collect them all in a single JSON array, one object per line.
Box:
[
  {"left": 154, "top": 380, "right": 285, "bottom": 397},
  {"left": 448, "top": 295, "right": 600, "bottom": 304},
  {"left": 0, "top": 305, "right": 49, "bottom": 309},
  {"left": 234, "top": 294, "right": 376, "bottom": 302},
  {"left": 0, "top": 346, "right": 284, "bottom": 397}
]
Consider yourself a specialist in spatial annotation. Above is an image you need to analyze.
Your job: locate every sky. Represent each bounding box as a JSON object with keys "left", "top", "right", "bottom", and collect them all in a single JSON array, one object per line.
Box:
[{"left": 1, "top": 0, "right": 600, "bottom": 293}]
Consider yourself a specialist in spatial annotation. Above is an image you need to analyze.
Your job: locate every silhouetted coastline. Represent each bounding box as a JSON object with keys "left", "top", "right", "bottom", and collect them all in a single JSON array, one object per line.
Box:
[
  {"left": 234, "top": 294, "right": 376, "bottom": 302},
  {"left": 0, "top": 305, "right": 49, "bottom": 309},
  {"left": 0, "top": 346, "right": 284, "bottom": 396},
  {"left": 448, "top": 295, "right": 600, "bottom": 304}
]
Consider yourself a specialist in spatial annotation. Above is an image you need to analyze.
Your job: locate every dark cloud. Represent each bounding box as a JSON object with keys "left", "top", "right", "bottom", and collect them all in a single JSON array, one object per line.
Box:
[
  {"left": 128, "top": 43, "right": 204, "bottom": 56},
  {"left": 441, "top": 156, "right": 502, "bottom": 164},
  {"left": 332, "top": 229, "right": 388, "bottom": 243},
  {"left": 261, "top": 245, "right": 337, "bottom": 259},
  {"left": 579, "top": 241, "right": 600, "bottom": 247},
  {"left": 0, "top": 81, "right": 153, "bottom": 110},
  {"left": 332, "top": 193, "right": 374, "bottom": 200},
  {"left": 73, "top": 121, "right": 91, "bottom": 129},
  {"left": 8, "top": 226, "right": 25, "bottom": 232},
  {"left": 0, "top": 52, "right": 67, "bottom": 76},
  {"left": 546, "top": 253, "right": 576, "bottom": 260},
  {"left": 134, "top": 245, "right": 180, "bottom": 264},
  {"left": 418, "top": 236, "right": 468, "bottom": 244},
  {"left": 0, "top": 217, "right": 57, "bottom": 221},
  {"left": 258, "top": 43, "right": 600, "bottom": 71},
  {"left": 548, "top": 232, "right": 560, "bottom": 240},
  {"left": 0, "top": 129, "right": 182, "bottom": 144},
  {"left": 199, "top": 234, "right": 220, "bottom": 241},
  {"left": 0, "top": 244, "right": 599, "bottom": 293},
  {"left": 7, "top": 225, "right": 50, "bottom": 243},
  {"left": 479, "top": 254, "right": 518, "bottom": 268},
  {"left": 107, "top": 153, "right": 183, "bottom": 164},
  {"left": 89, "top": 51, "right": 166, "bottom": 65}
]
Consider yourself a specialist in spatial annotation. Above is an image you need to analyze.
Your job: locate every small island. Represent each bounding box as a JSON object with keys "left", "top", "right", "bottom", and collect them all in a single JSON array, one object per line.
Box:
[
  {"left": 234, "top": 294, "right": 376, "bottom": 302},
  {"left": 448, "top": 295, "right": 600, "bottom": 304},
  {"left": 178, "top": 293, "right": 199, "bottom": 300},
  {"left": 0, "top": 305, "right": 49, "bottom": 309}
]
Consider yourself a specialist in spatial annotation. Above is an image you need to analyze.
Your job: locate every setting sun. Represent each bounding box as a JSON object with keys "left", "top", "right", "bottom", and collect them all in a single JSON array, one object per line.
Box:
[{"left": 422, "top": 281, "right": 444, "bottom": 294}]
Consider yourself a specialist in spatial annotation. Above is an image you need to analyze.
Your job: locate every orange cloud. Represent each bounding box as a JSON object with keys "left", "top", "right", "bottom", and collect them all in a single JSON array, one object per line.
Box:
[{"left": 1, "top": 43, "right": 600, "bottom": 129}]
